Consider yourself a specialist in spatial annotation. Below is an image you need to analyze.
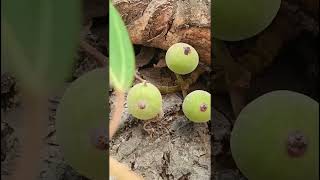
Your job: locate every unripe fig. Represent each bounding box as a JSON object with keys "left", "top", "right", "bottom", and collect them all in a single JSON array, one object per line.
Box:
[
  {"left": 127, "top": 82, "right": 162, "bottom": 120},
  {"left": 56, "top": 68, "right": 108, "bottom": 180},
  {"left": 165, "top": 43, "right": 199, "bottom": 75},
  {"left": 182, "top": 90, "right": 211, "bottom": 122},
  {"left": 231, "top": 90, "right": 319, "bottom": 180},
  {"left": 213, "top": 0, "right": 281, "bottom": 41}
]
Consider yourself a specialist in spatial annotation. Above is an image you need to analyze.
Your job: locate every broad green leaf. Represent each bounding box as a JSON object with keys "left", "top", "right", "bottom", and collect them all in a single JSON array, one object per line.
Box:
[
  {"left": 109, "top": 3, "right": 135, "bottom": 91},
  {"left": 1, "top": 0, "right": 81, "bottom": 93},
  {"left": 56, "top": 68, "right": 108, "bottom": 180}
]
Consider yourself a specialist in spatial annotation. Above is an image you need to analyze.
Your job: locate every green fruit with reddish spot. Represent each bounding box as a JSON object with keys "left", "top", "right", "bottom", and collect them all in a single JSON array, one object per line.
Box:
[
  {"left": 182, "top": 90, "right": 211, "bottom": 122},
  {"left": 56, "top": 68, "right": 108, "bottom": 180},
  {"left": 231, "top": 90, "right": 319, "bottom": 180},
  {"left": 165, "top": 43, "right": 199, "bottom": 75},
  {"left": 127, "top": 82, "right": 162, "bottom": 120}
]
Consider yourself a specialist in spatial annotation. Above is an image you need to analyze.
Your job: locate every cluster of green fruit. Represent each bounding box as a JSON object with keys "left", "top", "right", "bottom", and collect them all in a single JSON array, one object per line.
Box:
[
  {"left": 54, "top": 43, "right": 210, "bottom": 180},
  {"left": 127, "top": 42, "right": 211, "bottom": 123}
]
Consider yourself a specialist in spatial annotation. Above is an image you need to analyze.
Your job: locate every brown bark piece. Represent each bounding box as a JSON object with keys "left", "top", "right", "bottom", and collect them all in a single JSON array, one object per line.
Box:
[{"left": 112, "top": 0, "right": 211, "bottom": 65}]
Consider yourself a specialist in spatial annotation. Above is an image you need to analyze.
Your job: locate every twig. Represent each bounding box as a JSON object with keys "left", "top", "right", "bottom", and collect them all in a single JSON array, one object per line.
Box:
[
  {"left": 158, "top": 85, "right": 180, "bottom": 94},
  {"left": 134, "top": 73, "right": 146, "bottom": 83},
  {"left": 79, "top": 40, "right": 107, "bottom": 66},
  {"left": 215, "top": 40, "right": 250, "bottom": 118}
]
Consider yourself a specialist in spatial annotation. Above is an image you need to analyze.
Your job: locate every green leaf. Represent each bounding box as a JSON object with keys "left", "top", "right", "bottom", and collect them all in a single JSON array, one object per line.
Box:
[
  {"left": 55, "top": 68, "right": 108, "bottom": 180},
  {"left": 1, "top": 0, "right": 81, "bottom": 93},
  {"left": 109, "top": 2, "right": 135, "bottom": 91}
]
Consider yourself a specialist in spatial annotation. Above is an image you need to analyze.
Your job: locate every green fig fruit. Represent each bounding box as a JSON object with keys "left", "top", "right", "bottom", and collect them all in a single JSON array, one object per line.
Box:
[
  {"left": 127, "top": 82, "right": 162, "bottom": 120},
  {"left": 165, "top": 43, "right": 199, "bottom": 75},
  {"left": 182, "top": 90, "right": 211, "bottom": 123},
  {"left": 56, "top": 68, "right": 108, "bottom": 180},
  {"left": 213, "top": 0, "right": 281, "bottom": 41},
  {"left": 231, "top": 90, "right": 319, "bottom": 180}
]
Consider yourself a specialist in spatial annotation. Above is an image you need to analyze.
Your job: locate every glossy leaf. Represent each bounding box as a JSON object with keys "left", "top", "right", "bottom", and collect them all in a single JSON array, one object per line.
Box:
[
  {"left": 109, "top": 2, "right": 135, "bottom": 91},
  {"left": 1, "top": 0, "right": 81, "bottom": 92}
]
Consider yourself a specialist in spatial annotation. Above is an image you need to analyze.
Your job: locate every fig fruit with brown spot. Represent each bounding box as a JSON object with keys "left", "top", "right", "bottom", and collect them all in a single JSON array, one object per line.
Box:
[
  {"left": 231, "top": 90, "right": 319, "bottom": 180},
  {"left": 165, "top": 43, "right": 199, "bottom": 75},
  {"left": 56, "top": 68, "right": 108, "bottom": 180},
  {"left": 127, "top": 82, "right": 162, "bottom": 120},
  {"left": 182, "top": 90, "right": 211, "bottom": 122}
]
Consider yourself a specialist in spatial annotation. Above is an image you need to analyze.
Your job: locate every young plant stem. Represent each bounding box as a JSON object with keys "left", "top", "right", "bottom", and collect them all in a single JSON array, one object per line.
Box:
[
  {"left": 9, "top": 91, "right": 47, "bottom": 180},
  {"left": 175, "top": 73, "right": 188, "bottom": 97},
  {"left": 109, "top": 90, "right": 125, "bottom": 140},
  {"left": 4, "top": 21, "right": 49, "bottom": 180}
]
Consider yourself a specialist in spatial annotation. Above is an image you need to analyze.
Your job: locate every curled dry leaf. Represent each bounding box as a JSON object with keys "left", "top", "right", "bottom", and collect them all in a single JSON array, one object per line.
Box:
[{"left": 136, "top": 46, "right": 156, "bottom": 68}]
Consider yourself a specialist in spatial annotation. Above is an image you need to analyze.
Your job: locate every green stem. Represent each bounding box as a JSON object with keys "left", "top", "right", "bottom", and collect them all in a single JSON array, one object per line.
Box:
[{"left": 175, "top": 73, "right": 188, "bottom": 97}]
